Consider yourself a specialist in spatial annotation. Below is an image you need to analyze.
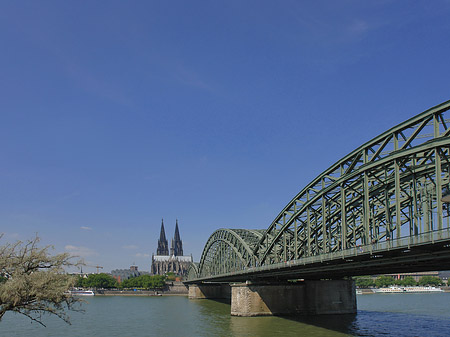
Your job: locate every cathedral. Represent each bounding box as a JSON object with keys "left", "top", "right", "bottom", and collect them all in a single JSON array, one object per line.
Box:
[{"left": 151, "top": 219, "right": 192, "bottom": 277}]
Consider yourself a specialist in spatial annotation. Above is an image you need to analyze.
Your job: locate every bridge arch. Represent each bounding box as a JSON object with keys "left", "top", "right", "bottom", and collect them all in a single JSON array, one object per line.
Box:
[
  {"left": 196, "top": 229, "right": 264, "bottom": 278},
  {"left": 187, "top": 263, "right": 200, "bottom": 280}
]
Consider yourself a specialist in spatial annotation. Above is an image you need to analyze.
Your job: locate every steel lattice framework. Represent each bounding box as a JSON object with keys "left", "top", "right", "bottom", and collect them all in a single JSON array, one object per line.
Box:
[
  {"left": 187, "top": 100, "right": 450, "bottom": 282},
  {"left": 192, "top": 229, "right": 265, "bottom": 279}
]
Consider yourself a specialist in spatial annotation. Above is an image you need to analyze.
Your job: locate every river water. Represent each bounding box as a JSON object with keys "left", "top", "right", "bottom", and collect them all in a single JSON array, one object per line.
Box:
[{"left": 2, "top": 293, "right": 450, "bottom": 336}]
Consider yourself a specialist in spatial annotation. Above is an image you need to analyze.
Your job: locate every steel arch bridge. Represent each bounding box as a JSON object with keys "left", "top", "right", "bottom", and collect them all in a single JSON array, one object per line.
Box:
[{"left": 186, "top": 100, "right": 450, "bottom": 283}]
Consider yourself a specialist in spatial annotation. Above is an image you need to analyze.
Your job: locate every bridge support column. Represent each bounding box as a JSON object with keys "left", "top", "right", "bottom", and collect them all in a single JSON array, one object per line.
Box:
[
  {"left": 188, "top": 284, "right": 231, "bottom": 300},
  {"left": 231, "top": 279, "right": 356, "bottom": 316}
]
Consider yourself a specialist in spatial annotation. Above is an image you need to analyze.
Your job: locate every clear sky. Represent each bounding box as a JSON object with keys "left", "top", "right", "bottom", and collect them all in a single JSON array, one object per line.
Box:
[{"left": 1, "top": 1, "right": 450, "bottom": 273}]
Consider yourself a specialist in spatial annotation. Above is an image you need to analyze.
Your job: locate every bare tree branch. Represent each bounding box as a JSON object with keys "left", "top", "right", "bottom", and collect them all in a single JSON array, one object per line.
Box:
[{"left": 0, "top": 234, "right": 84, "bottom": 326}]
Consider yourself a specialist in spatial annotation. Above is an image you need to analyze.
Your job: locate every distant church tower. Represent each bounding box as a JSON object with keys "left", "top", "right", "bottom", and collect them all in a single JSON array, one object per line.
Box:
[
  {"left": 171, "top": 219, "right": 183, "bottom": 256},
  {"left": 157, "top": 219, "right": 169, "bottom": 256},
  {"left": 151, "top": 219, "right": 192, "bottom": 278}
]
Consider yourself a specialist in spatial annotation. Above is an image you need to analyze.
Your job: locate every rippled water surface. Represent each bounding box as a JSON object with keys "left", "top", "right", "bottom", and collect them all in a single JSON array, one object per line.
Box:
[{"left": 2, "top": 293, "right": 450, "bottom": 336}]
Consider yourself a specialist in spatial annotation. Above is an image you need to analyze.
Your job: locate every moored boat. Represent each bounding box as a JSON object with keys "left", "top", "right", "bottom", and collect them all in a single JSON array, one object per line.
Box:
[
  {"left": 374, "top": 286, "right": 405, "bottom": 293},
  {"left": 69, "top": 289, "right": 95, "bottom": 296},
  {"left": 374, "top": 286, "right": 443, "bottom": 293},
  {"left": 403, "top": 286, "right": 443, "bottom": 293}
]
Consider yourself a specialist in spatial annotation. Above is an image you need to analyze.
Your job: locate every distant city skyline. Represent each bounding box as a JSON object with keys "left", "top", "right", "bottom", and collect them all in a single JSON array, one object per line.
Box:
[{"left": 1, "top": 1, "right": 450, "bottom": 272}]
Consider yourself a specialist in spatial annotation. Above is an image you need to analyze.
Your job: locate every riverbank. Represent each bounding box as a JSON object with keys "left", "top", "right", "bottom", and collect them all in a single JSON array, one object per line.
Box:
[
  {"left": 96, "top": 289, "right": 188, "bottom": 296},
  {"left": 94, "top": 281, "right": 189, "bottom": 296}
]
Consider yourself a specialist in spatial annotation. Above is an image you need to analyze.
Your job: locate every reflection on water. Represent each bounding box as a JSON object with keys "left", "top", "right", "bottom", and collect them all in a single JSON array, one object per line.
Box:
[
  {"left": 230, "top": 315, "right": 352, "bottom": 337},
  {"left": 192, "top": 299, "right": 352, "bottom": 337},
  {"left": 2, "top": 293, "right": 450, "bottom": 336}
]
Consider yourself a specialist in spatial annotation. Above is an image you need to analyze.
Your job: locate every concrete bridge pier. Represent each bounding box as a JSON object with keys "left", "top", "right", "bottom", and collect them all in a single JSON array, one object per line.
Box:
[
  {"left": 188, "top": 283, "right": 231, "bottom": 300},
  {"left": 231, "top": 279, "right": 356, "bottom": 316}
]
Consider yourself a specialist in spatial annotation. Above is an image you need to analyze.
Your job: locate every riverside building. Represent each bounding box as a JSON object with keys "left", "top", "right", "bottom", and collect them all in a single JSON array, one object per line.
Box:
[
  {"left": 111, "top": 265, "right": 142, "bottom": 283},
  {"left": 151, "top": 219, "right": 192, "bottom": 277}
]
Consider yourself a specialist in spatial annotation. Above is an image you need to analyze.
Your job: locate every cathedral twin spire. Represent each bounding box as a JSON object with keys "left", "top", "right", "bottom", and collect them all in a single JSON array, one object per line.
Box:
[
  {"left": 171, "top": 220, "right": 183, "bottom": 256},
  {"left": 156, "top": 219, "right": 183, "bottom": 257},
  {"left": 156, "top": 219, "right": 169, "bottom": 255}
]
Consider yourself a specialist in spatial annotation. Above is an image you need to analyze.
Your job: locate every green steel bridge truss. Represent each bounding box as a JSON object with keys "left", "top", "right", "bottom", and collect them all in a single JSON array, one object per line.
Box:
[{"left": 187, "top": 100, "right": 450, "bottom": 282}]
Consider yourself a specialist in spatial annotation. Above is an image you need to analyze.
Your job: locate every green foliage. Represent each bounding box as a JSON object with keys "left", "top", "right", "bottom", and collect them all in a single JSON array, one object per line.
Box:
[
  {"left": 398, "top": 276, "right": 417, "bottom": 286},
  {"left": 355, "top": 277, "right": 374, "bottom": 288},
  {"left": 418, "top": 276, "right": 442, "bottom": 286},
  {"left": 166, "top": 272, "right": 177, "bottom": 281},
  {"left": 375, "top": 275, "right": 395, "bottom": 288},
  {"left": 362, "top": 275, "right": 442, "bottom": 288},
  {"left": 81, "top": 273, "right": 118, "bottom": 289},
  {"left": 75, "top": 276, "right": 85, "bottom": 287},
  {"left": 120, "top": 275, "right": 166, "bottom": 289}
]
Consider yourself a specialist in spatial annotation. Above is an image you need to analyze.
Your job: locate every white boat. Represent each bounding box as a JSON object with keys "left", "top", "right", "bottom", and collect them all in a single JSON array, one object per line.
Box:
[
  {"left": 374, "top": 286, "right": 443, "bottom": 293},
  {"left": 69, "top": 289, "right": 95, "bottom": 296},
  {"left": 374, "top": 286, "right": 406, "bottom": 293},
  {"left": 403, "top": 286, "right": 443, "bottom": 293}
]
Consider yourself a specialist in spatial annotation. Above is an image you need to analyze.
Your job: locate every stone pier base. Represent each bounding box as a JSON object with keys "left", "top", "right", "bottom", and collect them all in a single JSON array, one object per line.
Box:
[
  {"left": 188, "top": 284, "right": 231, "bottom": 300},
  {"left": 231, "top": 279, "right": 356, "bottom": 316}
]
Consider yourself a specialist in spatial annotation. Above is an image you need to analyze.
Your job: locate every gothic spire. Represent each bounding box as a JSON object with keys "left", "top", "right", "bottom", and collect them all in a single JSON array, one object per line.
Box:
[
  {"left": 174, "top": 219, "right": 181, "bottom": 242},
  {"left": 171, "top": 219, "right": 183, "bottom": 256},
  {"left": 157, "top": 218, "right": 169, "bottom": 255},
  {"left": 159, "top": 218, "right": 167, "bottom": 242}
]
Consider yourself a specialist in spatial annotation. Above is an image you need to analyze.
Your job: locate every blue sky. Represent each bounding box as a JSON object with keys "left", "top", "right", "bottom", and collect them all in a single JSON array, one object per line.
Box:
[{"left": 1, "top": 1, "right": 450, "bottom": 273}]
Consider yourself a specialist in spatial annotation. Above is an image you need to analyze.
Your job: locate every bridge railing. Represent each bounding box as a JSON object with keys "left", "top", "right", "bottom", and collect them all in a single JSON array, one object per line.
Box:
[{"left": 258, "top": 228, "right": 450, "bottom": 270}]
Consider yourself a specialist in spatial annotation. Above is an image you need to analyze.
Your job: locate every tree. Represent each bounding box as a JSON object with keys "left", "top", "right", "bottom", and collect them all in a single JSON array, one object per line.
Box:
[
  {"left": 375, "top": 275, "right": 395, "bottom": 288},
  {"left": 0, "top": 235, "right": 81, "bottom": 326},
  {"left": 399, "top": 276, "right": 417, "bottom": 286},
  {"left": 82, "top": 273, "right": 117, "bottom": 289},
  {"left": 418, "top": 276, "right": 442, "bottom": 286},
  {"left": 120, "top": 274, "right": 166, "bottom": 289},
  {"left": 120, "top": 275, "right": 166, "bottom": 289},
  {"left": 75, "top": 275, "right": 85, "bottom": 288},
  {"left": 147, "top": 275, "right": 165, "bottom": 288},
  {"left": 355, "top": 277, "right": 374, "bottom": 288},
  {"left": 166, "top": 272, "right": 177, "bottom": 281}
]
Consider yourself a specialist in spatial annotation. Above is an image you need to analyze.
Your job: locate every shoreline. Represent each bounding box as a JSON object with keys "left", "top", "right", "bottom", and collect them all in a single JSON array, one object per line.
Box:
[
  {"left": 95, "top": 293, "right": 188, "bottom": 296},
  {"left": 88, "top": 282, "right": 189, "bottom": 296},
  {"left": 94, "top": 289, "right": 188, "bottom": 296}
]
